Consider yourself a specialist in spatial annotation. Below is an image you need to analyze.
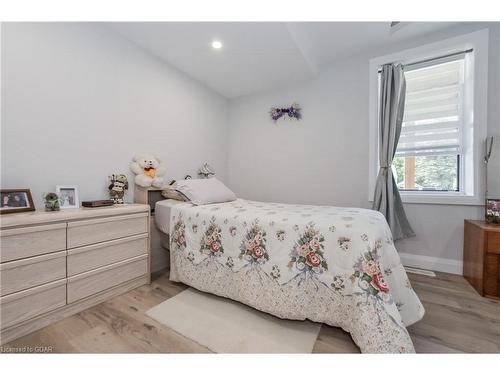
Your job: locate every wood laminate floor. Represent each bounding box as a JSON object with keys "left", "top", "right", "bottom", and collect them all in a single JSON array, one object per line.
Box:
[{"left": 3, "top": 271, "right": 500, "bottom": 353}]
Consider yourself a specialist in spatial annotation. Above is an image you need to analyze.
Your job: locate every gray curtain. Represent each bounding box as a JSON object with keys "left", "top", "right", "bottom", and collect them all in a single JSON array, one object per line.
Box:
[{"left": 372, "top": 63, "right": 415, "bottom": 240}]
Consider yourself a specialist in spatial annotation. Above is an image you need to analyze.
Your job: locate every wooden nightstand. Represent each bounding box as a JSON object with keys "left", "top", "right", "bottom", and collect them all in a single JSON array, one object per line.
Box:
[{"left": 463, "top": 220, "right": 500, "bottom": 299}]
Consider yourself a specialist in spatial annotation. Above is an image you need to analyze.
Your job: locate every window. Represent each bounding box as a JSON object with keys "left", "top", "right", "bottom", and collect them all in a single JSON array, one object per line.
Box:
[
  {"left": 394, "top": 56, "right": 465, "bottom": 192},
  {"left": 368, "top": 29, "right": 489, "bottom": 205}
]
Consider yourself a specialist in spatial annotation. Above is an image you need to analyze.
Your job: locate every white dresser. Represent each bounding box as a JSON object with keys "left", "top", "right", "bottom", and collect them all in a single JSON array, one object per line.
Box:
[{"left": 0, "top": 204, "right": 150, "bottom": 344}]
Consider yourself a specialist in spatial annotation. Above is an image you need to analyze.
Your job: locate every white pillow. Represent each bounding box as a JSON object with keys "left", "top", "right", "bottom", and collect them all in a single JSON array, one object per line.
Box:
[{"left": 172, "top": 178, "right": 236, "bottom": 205}]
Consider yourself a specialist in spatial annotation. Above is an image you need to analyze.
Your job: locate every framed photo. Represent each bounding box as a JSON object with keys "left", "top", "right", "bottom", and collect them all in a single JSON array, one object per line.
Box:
[
  {"left": 1, "top": 189, "right": 35, "bottom": 214},
  {"left": 56, "top": 185, "right": 80, "bottom": 209},
  {"left": 486, "top": 199, "right": 500, "bottom": 225}
]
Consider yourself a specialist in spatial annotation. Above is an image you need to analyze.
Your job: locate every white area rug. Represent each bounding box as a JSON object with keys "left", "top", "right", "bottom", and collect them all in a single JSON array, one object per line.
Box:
[{"left": 146, "top": 288, "right": 321, "bottom": 353}]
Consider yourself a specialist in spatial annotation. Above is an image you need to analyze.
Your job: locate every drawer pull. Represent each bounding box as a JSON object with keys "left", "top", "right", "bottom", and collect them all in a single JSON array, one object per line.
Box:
[
  {"left": 0, "top": 251, "right": 67, "bottom": 297},
  {"left": 0, "top": 279, "right": 67, "bottom": 329},
  {"left": 67, "top": 235, "right": 148, "bottom": 276},
  {"left": 0, "top": 225, "right": 66, "bottom": 263},
  {"left": 67, "top": 255, "right": 148, "bottom": 303},
  {"left": 67, "top": 214, "right": 148, "bottom": 248},
  {"left": 67, "top": 213, "right": 148, "bottom": 228}
]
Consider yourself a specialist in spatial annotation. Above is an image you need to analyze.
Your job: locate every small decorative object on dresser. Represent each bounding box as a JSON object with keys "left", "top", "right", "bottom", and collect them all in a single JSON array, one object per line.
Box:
[
  {"left": 0, "top": 203, "right": 151, "bottom": 344},
  {"left": 130, "top": 153, "right": 165, "bottom": 188},
  {"left": 43, "top": 192, "right": 61, "bottom": 211},
  {"left": 81, "top": 199, "right": 115, "bottom": 208},
  {"left": 484, "top": 137, "right": 499, "bottom": 224},
  {"left": 108, "top": 174, "right": 129, "bottom": 204},
  {"left": 486, "top": 199, "right": 500, "bottom": 224},
  {"left": 56, "top": 185, "right": 79, "bottom": 209},
  {"left": 1, "top": 189, "right": 35, "bottom": 214},
  {"left": 198, "top": 163, "right": 215, "bottom": 178},
  {"left": 463, "top": 220, "right": 500, "bottom": 300}
]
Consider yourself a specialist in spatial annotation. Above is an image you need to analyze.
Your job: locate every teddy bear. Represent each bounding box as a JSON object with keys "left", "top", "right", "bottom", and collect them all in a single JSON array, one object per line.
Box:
[
  {"left": 130, "top": 154, "right": 165, "bottom": 188},
  {"left": 44, "top": 192, "right": 61, "bottom": 211},
  {"left": 108, "top": 174, "right": 129, "bottom": 204}
]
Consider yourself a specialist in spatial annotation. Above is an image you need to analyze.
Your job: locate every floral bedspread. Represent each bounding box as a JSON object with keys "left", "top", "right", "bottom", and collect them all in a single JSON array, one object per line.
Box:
[{"left": 169, "top": 199, "right": 424, "bottom": 353}]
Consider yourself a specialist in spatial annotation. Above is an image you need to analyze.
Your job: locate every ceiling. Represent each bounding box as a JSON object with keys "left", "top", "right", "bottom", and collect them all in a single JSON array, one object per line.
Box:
[{"left": 106, "top": 22, "right": 460, "bottom": 98}]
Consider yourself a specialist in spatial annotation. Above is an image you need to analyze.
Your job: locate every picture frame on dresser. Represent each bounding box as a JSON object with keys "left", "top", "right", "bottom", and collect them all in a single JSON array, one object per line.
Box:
[
  {"left": 486, "top": 199, "right": 500, "bottom": 224},
  {"left": 0, "top": 189, "right": 35, "bottom": 214},
  {"left": 56, "top": 185, "right": 79, "bottom": 209}
]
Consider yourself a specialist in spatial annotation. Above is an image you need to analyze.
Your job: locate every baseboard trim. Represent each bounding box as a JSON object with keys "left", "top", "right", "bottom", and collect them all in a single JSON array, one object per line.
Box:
[{"left": 399, "top": 252, "right": 463, "bottom": 275}]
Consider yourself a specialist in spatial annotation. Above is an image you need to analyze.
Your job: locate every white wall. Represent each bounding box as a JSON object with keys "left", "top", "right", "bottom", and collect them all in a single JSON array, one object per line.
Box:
[
  {"left": 227, "top": 23, "right": 500, "bottom": 271},
  {"left": 1, "top": 23, "right": 229, "bottom": 207}
]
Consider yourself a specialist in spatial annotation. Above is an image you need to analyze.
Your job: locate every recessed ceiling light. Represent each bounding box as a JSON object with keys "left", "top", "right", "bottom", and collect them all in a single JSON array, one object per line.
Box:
[{"left": 211, "top": 40, "right": 222, "bottom": 50}]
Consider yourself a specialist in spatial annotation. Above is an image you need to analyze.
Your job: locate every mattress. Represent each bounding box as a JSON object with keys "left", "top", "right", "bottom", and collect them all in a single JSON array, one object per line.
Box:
[{"left": 155, "top": 199, "right": 188, "bottom": 234}]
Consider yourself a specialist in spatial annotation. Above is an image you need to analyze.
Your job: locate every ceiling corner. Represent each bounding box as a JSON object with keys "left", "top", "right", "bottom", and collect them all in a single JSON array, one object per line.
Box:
[{"left": 284, "top": 23, "right": 319, "bottom": 76}]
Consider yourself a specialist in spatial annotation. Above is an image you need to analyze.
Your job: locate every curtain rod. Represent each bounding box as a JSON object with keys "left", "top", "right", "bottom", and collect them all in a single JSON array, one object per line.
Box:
[{"left": 377, "top": 48, "right": 473, "bottom": 73}]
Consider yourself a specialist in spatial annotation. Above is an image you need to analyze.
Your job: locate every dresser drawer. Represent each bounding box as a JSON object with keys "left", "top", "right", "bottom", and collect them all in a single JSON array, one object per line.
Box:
[
  {"left": 487, "top": 232, "right": 500, "bottom": 254},
  {"left": 0, "top": 279, "right": 66, "bottom": 329},
  {"left": 484, "top": 253, "right": 499, "bottom": 298},
  {"left": 0, "top": 250, "right": 66, "bottom": 296},
  {"left": 67, "top": 255, "right": 148, "bottom": 303},
  {"left": 67, "top": 234, "right": 148, "bottom": 276},
  {"left": 0, "top": 223, "right": 66, "bottom": 263},
  {"left": 67, "top": 213, "right": 148, "bottom": 248}
]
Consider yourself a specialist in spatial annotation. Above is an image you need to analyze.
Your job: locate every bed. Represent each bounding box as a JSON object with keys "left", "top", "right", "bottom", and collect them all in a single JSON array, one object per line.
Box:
[{"left": 156, "top": 198, "right": 425, "bottom": 353}]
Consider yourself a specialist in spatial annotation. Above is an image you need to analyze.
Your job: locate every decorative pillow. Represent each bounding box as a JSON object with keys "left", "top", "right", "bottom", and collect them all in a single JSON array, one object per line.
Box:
[
  {"left": 172, "top": 178, "right": 236, "bottom": 205},
  {"left": 161, "top": 188, "right": 189, "bottom": 201}
]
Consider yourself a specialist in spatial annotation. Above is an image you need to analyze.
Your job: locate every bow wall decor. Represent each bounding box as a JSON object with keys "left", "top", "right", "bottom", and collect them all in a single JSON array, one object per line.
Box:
[{"left": 269, "top": 103, "right": 302, "bottom": 122}]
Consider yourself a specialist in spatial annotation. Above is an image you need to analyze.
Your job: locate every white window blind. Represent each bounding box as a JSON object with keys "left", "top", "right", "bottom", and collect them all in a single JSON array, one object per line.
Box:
[{"left": 397, "top": 55, "right": 466, "bottom": 157}]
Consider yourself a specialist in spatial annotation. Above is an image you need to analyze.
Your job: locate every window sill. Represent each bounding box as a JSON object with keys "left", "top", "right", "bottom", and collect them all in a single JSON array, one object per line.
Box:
[
  {"left": 369, "top": 191, "right": 483, "bottom": 206},
  {"left": 399, "top": 192, "right": 483, "bottom": 206}
]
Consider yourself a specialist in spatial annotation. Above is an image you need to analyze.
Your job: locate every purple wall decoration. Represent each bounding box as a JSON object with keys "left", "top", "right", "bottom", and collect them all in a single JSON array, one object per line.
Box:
[{"left": 270, "top": 103, "right": 302, "bottom": 122}]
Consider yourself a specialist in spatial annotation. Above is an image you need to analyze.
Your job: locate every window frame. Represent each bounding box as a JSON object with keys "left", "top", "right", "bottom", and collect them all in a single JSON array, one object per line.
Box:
[{"left": 368, "top": 29, "right": 489, "bottom": 206}]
